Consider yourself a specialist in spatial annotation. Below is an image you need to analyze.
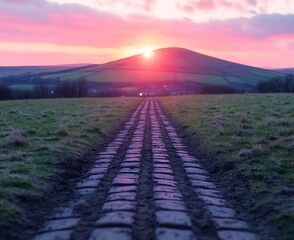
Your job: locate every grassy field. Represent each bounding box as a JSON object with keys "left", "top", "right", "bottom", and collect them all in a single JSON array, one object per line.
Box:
[
  {"left": 159, "top": 94, "right": 294, "bottom": 239},
  {"left": 0, "top": 97, "right": 140, "bottom": 227},
  {"left": 41, "top": 68, "right": 273, "bottom": 85}
]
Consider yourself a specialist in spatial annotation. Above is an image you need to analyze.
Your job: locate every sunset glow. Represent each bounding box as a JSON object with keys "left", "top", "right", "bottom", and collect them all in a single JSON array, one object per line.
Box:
[
  {"left": 142, "top": 48, "right": 153, "bottom": 58},
  {"left": 0, "top": 0, "right": 293, "bottom": 67}
]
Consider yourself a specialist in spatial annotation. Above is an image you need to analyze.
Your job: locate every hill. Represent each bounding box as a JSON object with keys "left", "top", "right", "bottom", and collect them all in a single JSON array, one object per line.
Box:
[
  {"left": 276, "top": 68, "right": 294, "bottom": 74},
  {"left": 0, "top": 48, "right": 285, "bottom": 97},
  {"left": 42, "top": 48, "right": 283, "bottom": 85},
  {"left": 0, "top": 64, "right": 91, "bottom": 78}
]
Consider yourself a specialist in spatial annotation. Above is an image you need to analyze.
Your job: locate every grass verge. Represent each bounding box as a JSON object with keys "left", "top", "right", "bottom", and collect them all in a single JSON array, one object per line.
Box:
[
  {"left": 159, "top": 93, "right": 294, "bottom": 240},
  {"left": 0, "top": 97, "right": 140, "bottom": 230}
]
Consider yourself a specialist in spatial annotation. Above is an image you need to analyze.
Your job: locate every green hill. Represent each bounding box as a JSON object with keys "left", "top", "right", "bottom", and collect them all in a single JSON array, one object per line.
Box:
[
  {"left": 0, "top": 48, "right": 285, "bottom": 97},
  {"left": 41, "top": 47, "right": 283, "bottom": 86},
  {"left": 276, "top": 68, "right": 294, "bottom": 74},
  {"left": 0, "top": 64, "right": 90, "bottom": 78}
]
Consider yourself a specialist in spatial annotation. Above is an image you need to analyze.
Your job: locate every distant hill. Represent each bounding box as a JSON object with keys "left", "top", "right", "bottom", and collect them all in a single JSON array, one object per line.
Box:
[
  {"left": 276, "top": 68, "right": 294, "bottom": 74},
  {"left": 0, "top": 48, "right": 285, "bottom": 97},
  {"left": 40, "top": 48, "right": 283, "bottom": 87},
  {"left": 0, "top": 64, "right": 92, "bottom": 78}
]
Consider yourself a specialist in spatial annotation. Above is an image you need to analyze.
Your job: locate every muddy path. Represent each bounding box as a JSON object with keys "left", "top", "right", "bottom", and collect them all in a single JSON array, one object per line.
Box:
[{"left": 30, "top": 99, "right": 260, "bottom": 240}]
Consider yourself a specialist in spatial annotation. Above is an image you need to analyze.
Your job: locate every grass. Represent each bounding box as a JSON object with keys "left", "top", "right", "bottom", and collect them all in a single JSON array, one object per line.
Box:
[
  {"left": 0, "top": 97, "right": 140, "bottom": 226},
  {"left": 159, "top": 93, "right": 294, "bottom": 240},
  {"left": 44, "top": 71, "right": 91, "bottom": 81},
  {"left": 8, "top": 84, "right": 36, "bottom": 91},
  {"left": 45, "top": 70, "right": 236, "bottom": 85}
]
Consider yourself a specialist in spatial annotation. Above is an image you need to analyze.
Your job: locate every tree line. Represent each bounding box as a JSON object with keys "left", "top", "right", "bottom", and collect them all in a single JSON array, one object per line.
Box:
[
  {"left": 0, "top": 79, "right": 88, "bottom": 100},
  {"left": 201, "top": 85, "right": 240, "bottom": 94},
  {"left": 1, "top": 74, "right": 294, "bottom": 100},
  {"left": 0, "top": 84, "right": 11, "bottom": 100},
  {"left": 256, "top": 74, "right": 294, "bottom": 93}
]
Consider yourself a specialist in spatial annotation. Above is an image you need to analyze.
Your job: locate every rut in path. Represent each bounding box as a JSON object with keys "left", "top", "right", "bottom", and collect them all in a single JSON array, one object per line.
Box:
[{"left": 33, "top": 99, "right": 259, "bottom": 240}]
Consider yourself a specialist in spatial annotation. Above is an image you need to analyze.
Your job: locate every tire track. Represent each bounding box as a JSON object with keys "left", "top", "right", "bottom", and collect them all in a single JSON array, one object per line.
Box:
[
  {"left": 132, "top": 100, "right": 156, "bottom": 240},
  {"left": 88, "top": 100, "right": 149, "bottom": 240},
  {"left": 150, "top": 100, "right": 198, "bottom": 240},
  {"left": 153, "top": 100, "right": 259, "bottom": 240},
  {"left": 154, "top": 99, "right": 219, "bottom": 239}
]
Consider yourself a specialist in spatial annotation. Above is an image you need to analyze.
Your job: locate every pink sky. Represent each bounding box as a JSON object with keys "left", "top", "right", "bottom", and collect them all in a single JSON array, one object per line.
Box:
[{"left": 0, "top": 0, "right": 293, "bottom": 68}]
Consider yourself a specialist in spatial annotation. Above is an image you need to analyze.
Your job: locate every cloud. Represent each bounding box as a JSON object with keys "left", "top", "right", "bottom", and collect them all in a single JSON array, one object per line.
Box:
[
  {"left": 181, "top": 0, "right": 215, "bottom": 13},
  {"left": 245, "top": 0, "right": 257, "bottom": 6},
  {"left": 179, "top": 0, "right": 258, "bottom": 14},
  {"left": 0, "top": 50, "right": 113, "bottom": 65},
  {"left": 0, "top": 0, "right": 30, "bottom": 4},
  {"left": 192, "top": 0, "right": 215, "bottom": 11},
  {"left": 239, "top": 14, "right": 294, "bottom": 38},
  {"left": 0, "top": 0, "right": 293, "bottom": 67},
  {"left": 96, "top": 0, "right": 155, "bottom": 12},
  {"left": 0, "top": 0, "right": 133, "bottom": 47}
]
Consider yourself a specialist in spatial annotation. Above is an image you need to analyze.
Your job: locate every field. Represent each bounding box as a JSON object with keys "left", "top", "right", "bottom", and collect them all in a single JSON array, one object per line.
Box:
[
  {"left": 159, "top": 94, "right": 294, "bottom": 239},
  {"left": 1, "top": 93, "right": 293, "bottom": 239},
  {"left": 0, "top": 98, "right": 140, "bottom": 227}
]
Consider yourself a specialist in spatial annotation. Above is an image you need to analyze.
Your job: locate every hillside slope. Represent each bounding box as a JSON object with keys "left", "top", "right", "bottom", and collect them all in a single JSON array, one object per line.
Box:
[
  {"left": 0, "top": 64, "right": 91, "bottom": 78},
  {"left": 41, "top": 47, "right": 283, "bottom": 87},
  {"left": 276, "top": 68, "right": 294, "bottom": 74}
]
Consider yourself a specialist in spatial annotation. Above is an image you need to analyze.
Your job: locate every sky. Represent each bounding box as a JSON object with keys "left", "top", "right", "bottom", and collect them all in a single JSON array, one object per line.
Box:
[{"left": 0, "top": 0, "right": 293, "bottom": 68}]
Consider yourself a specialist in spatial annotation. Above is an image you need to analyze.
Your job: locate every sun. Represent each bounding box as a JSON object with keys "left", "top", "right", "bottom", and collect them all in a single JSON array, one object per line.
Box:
[{"left": 142, "top": 48, "right": 153, "bottom": 57}]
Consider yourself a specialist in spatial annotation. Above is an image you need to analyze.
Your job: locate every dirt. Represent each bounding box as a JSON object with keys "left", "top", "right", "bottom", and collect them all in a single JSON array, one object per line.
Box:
[{"left": 132, "top": 105, "right": 156, "bottom": 240}]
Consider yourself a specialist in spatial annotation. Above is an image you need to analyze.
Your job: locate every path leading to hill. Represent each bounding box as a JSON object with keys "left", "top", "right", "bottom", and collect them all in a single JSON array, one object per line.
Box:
[{"left": 33, "top": 99, "right": 259, "bottom": 240}]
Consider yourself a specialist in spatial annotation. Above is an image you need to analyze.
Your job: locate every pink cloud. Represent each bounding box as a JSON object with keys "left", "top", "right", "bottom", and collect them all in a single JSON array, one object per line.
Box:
[
  {"left": 96, "top": 0, "right": 155, "bottom": 12},
  {"left": 144, "top": 0, "right": 155, "bottom": 11},
  {"left": 181, "top": 0, "right": 215, "bottom": 12},
  {"left": 0, "top": 50, "right": 112, "bottom": 66},
  {"left": 245, "top": 0, "right": 257, "bottom": 6},
  {"left": 0, "top": 0, "right": 293, "bottom": 67},
  {"left": 180, "top": 0, "right": 256, "bottom": 14},
  {"left": 218, "top": 0, "right": 245, "bottom": 12},
  {"left": 182, "top": 4, "right": 195, "bottom": 13},
  {"left": 192, "top": 0, "right": 215, "bottom": 11}
]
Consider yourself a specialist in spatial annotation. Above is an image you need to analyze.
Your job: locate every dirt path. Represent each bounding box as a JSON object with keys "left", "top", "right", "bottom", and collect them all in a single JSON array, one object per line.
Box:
[{"left": 32, "top": 99, "right": 259, "bottom": 240}]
